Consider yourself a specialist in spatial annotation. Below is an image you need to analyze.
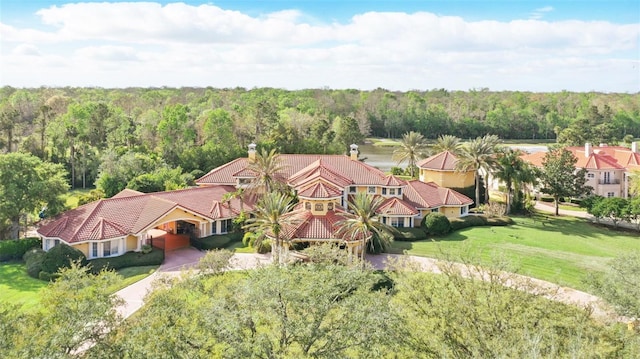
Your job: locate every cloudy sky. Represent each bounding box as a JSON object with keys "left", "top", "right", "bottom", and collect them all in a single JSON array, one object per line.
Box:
[{"left": 1, "top": 0, "right": 638, "bottom": 92}]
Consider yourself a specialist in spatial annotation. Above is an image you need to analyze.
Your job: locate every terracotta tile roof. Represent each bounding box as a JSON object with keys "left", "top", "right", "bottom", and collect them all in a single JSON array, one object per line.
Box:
[
  {"left": 522, "top": 146, "right": 636, "bottom": 171},
  {"left": 278, "top": 209, "right": 366, "bottom": 242},
  {"left": 297, "top": 182, "right": 343, "bottom": 199},
  {"left": 37, "top": 186, "right": 251, "bottom": 243},
  {"left": 378, "top": 197, "right": 418, "bottom": 215},
  {"left": 289, "top": 159, "right": 353, "bottom": 188},
  {"left": 403, "top": 180, "right": 473, "bottom": 208},
  {"left": 111, "top": 189, "right": 144, "bottom": 198},
  {"left": 417, "top": 151, "right": 459, "bottom": 171},
  {"left": 197, "top": 154, "right": 388, "bottom": 186},
  {"left": 383, "top": 175, "right": 406, "bottom": 186}
]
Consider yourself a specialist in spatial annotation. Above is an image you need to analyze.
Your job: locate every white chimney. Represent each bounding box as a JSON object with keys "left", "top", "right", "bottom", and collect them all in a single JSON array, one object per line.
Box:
[
  {"left": 584, "top": 143, "right": 592, "bottom": 157},
  {"left": 350, "top": 144, "right": 359, "bottom": 160},
  {"left": 248, "top": 143, "right": 257, "bottom": 161},
  {"left": 632, "top": 142, "right": 638, "bottom": 153}
]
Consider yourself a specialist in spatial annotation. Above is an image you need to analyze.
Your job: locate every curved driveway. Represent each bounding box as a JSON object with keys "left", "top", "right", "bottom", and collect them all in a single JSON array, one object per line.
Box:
[{"left": 115, "top": 247, "right": 621, "bottom": 323}]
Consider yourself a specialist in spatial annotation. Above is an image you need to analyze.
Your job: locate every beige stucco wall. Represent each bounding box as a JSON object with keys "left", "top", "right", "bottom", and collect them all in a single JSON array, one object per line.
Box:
[
  {"left": 420, "top": 169, "right": 474, "bottom": 188},
  {"left": 442, "top": 206, "right": 462, "bottom": 218},
  {"left": 126, "top": 235, "right": 138, "bottom": 251},
  {"left": 73, "top": 242, "right": 89, "bottom": 257}
]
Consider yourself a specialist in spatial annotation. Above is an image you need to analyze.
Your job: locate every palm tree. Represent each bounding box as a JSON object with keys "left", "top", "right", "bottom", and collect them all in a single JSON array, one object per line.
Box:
[
  {"left": 455, "top": 134, "right": 500, "bottom": 207},
  {"left": 432, "top": 135, "right": 462, "bottom": 155},
  {"left": 494, "top": 148, "right": 536, "bottom": 214},
  {"left": 243, "top": 192, "right": 304, "bottom": 264},
  {"left": 393, "top": 131, "right": 428, "bottom": 178},
  {"left": 247, "top": 148, "right": 287, "bottom": 194},
  {"left": 335, "top": 192, "right": 397, "bottom": 257}
]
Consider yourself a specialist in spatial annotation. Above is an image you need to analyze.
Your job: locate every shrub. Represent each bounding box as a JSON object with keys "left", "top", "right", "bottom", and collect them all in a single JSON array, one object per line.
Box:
[
  {"left": 0, "top": 237, "right": 41, "bottom": 262},
  {"left": 390, "top": 167, "right": 404, "bottom": 175},
  {"left": 197, "top": 249, "right": 234, "bottom": 275},
  {"left": 24, "top": 248, "right": 46, "bottom": 279},
  {"left": 422, "top": 213, "right": 451, "bottom": 236},
  {"left": 394, "top": 227, "right": 428, "bottom": 241},
  {"left": 40, "top": 243, "right": 87, "bottom": 275},
  {"left": 449, "top": 215, "right": 488, "bottom": 231},
  {"left": 487, "top": 217, "right": 514, "bottom": 226},
  {"left": 87, "top": 248, "right": 164, "bottom": 273},
  {"left": 193, "top": 232, "right": 243, "bottom": 250},
  {"left": 480, "top": 202, "right": 506, "bottom": 217},
  {"left": 141, "top": 244, "right": 153, "bottom": 254},
  {"left": 540, "top": 196, "right": 555, "bottom": 203}
]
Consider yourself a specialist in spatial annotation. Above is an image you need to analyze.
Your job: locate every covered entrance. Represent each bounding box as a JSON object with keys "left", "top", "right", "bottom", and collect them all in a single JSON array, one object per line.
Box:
[{"left": 149, "top": 220, "right": 200, "bottom": 252}]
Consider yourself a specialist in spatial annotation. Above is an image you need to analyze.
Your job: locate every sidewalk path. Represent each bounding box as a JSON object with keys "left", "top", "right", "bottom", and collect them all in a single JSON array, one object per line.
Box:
[{"left": 115, "top": 248, "right": 622, "bottom": 322}]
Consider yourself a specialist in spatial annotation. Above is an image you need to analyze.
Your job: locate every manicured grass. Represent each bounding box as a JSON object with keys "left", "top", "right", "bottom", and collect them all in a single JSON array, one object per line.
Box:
[
  {"left": 0, "top": 262, "right": 158, "bottom": 312},
  {"left": 226, "top": 240, "right": 258, "bottom": 253},
  {"left": 0, "top": 261, "right": 48, "bottom": 312},
  {"left": 62, "top": 188, "right": 93, "bottom": 209},
  {"left": 390, "top": 214, "right": 640, "bottom": 291}
]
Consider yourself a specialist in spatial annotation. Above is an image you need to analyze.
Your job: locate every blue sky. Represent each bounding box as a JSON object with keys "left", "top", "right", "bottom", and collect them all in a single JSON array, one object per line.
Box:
[{"left": 1, "top": 1, "right": 638, "bottom": 91}]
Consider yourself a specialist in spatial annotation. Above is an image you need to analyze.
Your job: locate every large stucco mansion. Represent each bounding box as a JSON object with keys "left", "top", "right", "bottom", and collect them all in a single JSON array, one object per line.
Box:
[{"left": 37, "top": 145, "right": 473, "bottom": 259}]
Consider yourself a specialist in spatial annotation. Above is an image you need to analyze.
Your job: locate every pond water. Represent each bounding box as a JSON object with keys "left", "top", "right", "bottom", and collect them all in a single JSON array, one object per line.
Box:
[{"left": 357, "top": 144, "right": 549, "bottom": 172}]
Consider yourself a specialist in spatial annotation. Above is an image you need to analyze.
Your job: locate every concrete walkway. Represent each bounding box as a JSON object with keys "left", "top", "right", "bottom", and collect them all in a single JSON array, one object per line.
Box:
[{"left": 114, "top": 247, "right": 621, "bottom": 322}]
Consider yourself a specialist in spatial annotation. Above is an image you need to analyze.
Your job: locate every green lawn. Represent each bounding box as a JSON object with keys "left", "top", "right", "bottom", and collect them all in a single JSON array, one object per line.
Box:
[
  {"left": 62, "top": 188, "right": 93, "bottom": 209},
  {"left": 390, "top": 214, "right": 640, "bottom": 291},
  {"left": 0, "top": 262, "right": 158, "bottom": 312},
  {"left": 0, "top": 262, "right": 48, "bottom": 312}
]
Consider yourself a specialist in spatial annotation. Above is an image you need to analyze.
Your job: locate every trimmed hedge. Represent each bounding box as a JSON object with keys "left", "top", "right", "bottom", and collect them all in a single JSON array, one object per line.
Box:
[
  {"left": 87, "top": 248, "right": 164, "bottom": 274},
  {"left": 24, "top": 247, "right": 46, "bottom": 279},
  {"left": 394, "top": 227, "right": 428, "bottom": 242},
  {"left": 449, "top": 215, "right": 488, "bottom": 231},
  {"left": 40, "top": 243, "right": 87, "bottom": 275},
  {"left": 449, "top": 215, "right": 514, "bottom": 231},
  {"left": 0, "top": 237, "right": 41, "bottom": 262},
  {"left": 192, "top": 232, "right": 243, "bottom": 250},
  {"left": 421, "top": 213, "right": 451, "bottom": 236}
]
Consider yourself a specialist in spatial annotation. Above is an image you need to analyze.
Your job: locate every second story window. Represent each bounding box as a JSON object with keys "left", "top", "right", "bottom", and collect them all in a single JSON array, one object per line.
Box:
[
  {"left": 390, "top": 188, "right": 396, "bottom": 195},
  {"left": 368, "top": 186, "right": 376, "bottom": 194},
  {"left": 349, "top": 186, "right": 356, "bottom": 193},
  {"left": 382, "top": 188, "right": 387, "bottom": 195}
]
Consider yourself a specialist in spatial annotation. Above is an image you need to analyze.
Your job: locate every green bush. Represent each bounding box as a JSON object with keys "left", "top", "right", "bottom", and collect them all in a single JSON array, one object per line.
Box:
[
  {"left": 40, "top": 243, "right": 87, "bottom": 275},
  {"left": 0, "top": 237, "right": 41, "bottom": 262},
  {"left": 24, "top": 248, "right": 46, "bottom": 279},
  {"left": 422, "top": 213, "right": 451, "bottom": 236},
  {"left": 540, "top": 196, "right": 555, "bottom": 203},
  {"left": 449, "top": 215, "right": 488, "bottom": 231},
  {"left": 193, "top": 232, "right": 243, "bottom": 250},
  {"left": 394, "top": 227, "right": 428, "bottom": 241},
  {"left": 88, "top": 248, "right": 164, "bottom": 273},
  {"left": 487, "top": 217, "right": 514, "bottom": 226},
  {"left": 38, "top": 271, "right": 55, "bottom": 282}
]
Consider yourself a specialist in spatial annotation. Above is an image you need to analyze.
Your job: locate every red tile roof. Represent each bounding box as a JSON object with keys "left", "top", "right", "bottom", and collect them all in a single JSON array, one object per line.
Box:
[
  {"left": 522, "top": 145, "right": 639, "bottom": 171},
  {"left": 37, "top": 186, "right": 252, "bottom": 243},
  {"left": 378, "top": 197, "right": 418, "bottom": 216},
  {"left": 197, "top": 154, "right": 388, "bottom": 186},
  {"left": 278, "top": 209, "right": 366, "bottom": 242},
  {"left": 417, "top": 151, "right": 460, "bottom": 171},
  {"left": 403, "top": 180, "right": 473, "bottom": 208},
  {"left": 297, "top": 182, "right": 343, "bottom": 199},
  {"left": 383, "top": 175, "right": 406, "bottom": 186}
]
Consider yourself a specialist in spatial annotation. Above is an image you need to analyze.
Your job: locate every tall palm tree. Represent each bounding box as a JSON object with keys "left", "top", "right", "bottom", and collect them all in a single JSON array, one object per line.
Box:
[
  {"left": 432, "top": 134, "right": 462, "bottom": 155},
  {"left": 247, "top": 148, "right": 287, "bottom": 194},
  {"left": 335, "top": 192, "right": 397, "bottom": 257},
  {"left": 455, "top": 134, "right": 500, "bottom": 207},
  {"left": 393, "top": 131, "right": 428, "bottom": 178},
  {"left": 243, "top": 192, "right": 304, "bottom": 264},
  {"left": 494, "top": 148, "right": 536, "bottom": 214}
]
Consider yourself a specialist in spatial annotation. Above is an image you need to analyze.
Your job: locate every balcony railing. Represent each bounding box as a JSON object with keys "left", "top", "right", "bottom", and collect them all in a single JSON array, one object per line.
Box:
[{"left": 598, "top": 179, "right": 620, "bottom": 185}]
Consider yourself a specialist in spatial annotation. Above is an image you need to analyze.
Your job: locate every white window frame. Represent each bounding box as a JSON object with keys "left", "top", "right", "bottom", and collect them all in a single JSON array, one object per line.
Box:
[
  {"left": 587, "top": 173, "right": 595, "bottom": 178},
  {"left": 607, "top": 192, "right": 615, "bottom": 198},
  {"left": 460, "top": 206, "right": 468, "bottom": 215},
  {"left": 349, "top": 186, "right": 356, "bottom": 193},
  {"left": 389, "top": 188, "right": 396, "bottom": 195},
  {"left": 382, "top": 188, "right": 387, "bottom": 195},
  {"left": 390, "top": 217, "right": 404, "bottom": 228},
  {"left": 368, "top": 186, "right": 376, "bottom": 194}
]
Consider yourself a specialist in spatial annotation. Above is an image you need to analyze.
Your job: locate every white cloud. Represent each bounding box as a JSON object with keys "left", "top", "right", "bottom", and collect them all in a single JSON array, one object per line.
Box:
[
  {"left": 0, "top": 2, "right": 638, "bottom": 91},
  {"left": 530, "top": 6, "right": 554, "bottom": 20}
]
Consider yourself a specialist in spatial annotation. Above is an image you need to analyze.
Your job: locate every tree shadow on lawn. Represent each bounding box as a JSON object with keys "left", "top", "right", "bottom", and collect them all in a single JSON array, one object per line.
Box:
[
  {"left": 512, "top": 214, "right": 604, "bottom": 239},
  {"left": 0, "top": 261, "right": 47, "bottom": 294},
  {"left": 389, "top": 233, "right": 469, "bottom": 254}
]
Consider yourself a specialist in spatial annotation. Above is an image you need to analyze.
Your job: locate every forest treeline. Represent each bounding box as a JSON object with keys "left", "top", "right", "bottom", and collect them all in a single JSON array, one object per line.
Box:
[{"left": 1, "top": 86, "right": 639, "bottom": 193}]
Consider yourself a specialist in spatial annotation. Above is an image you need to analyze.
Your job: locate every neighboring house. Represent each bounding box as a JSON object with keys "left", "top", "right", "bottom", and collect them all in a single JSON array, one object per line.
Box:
[
  {"left": 521, "top": 142, "right": 640, "bottom": 199},
  {"left": 37, "top": 144, "right": 473, "bottom": 258},
  {"left": 417, "top": 150, "right": 475, "bottom": 189}
]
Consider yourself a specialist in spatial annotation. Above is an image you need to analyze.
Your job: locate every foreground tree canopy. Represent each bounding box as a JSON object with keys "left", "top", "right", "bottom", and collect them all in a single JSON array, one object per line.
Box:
[{"left": 2, "top": 250, "right": 639, "bottom": 358}]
